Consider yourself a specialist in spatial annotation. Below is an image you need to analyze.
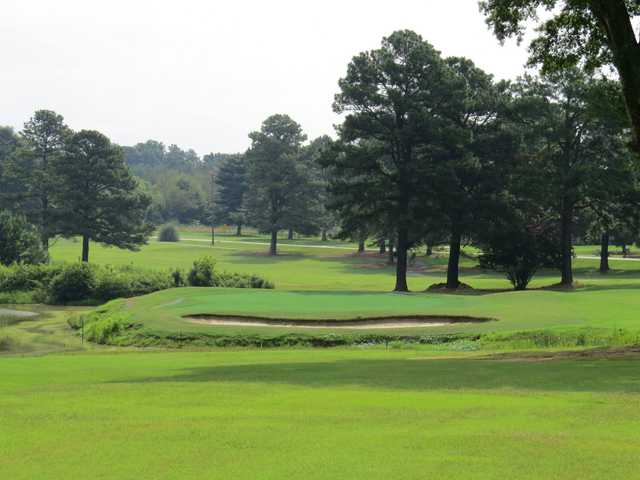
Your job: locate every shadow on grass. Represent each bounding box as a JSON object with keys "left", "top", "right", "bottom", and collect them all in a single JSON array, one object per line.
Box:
[{"left": 116, "top": 357, "right": 640, "bottom": 394}]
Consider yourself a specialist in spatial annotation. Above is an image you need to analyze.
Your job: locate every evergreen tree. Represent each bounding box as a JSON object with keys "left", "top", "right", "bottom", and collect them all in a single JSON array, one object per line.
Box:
[
  {"left": 245, "top": 114, "right": 308, "bottom": 255},
  {"left": 331, "top": 30, "right": 456, "bottom": 291},
  {"left": 12, "top": 110, "right": 71, "bottom": 251},
  {"left": 214, "top": 154, "right": 248, "bottom": 235},
  {"left": 53, "top": 130, "right": 153, "bottom": 262},
  {"left": 0, "top": 210, "right": 48, "bottom": 266}
]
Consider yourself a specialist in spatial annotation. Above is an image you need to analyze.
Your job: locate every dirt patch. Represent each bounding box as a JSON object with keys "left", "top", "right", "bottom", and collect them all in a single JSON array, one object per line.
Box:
[
  {"left": 184, "top": 314, "right": 494, "bottom": 330},
  {"left": 487, "top": 346, "right": 640, "bottom": 362}
]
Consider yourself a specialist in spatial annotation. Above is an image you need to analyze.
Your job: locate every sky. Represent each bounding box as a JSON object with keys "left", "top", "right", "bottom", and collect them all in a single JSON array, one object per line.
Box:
[{"left": 2, "top": 0, "right": 532, "bottom": 155}]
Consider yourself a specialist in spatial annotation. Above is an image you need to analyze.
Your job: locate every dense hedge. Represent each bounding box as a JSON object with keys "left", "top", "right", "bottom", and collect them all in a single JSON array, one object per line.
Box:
[{"left": 0, "top": 258, "right": 274, "bottom": 305}]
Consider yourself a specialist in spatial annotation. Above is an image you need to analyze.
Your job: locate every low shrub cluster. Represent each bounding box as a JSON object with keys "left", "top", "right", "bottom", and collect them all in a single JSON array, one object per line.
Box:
[
  {"left": 184, "top": 257, "right": 274, "bottom": 289},
  {"left": 1, "top": 257, "right": 273, "bottom": 305},
  {"left": 158, "top": 224, "right": 180, "bottom": 242}
]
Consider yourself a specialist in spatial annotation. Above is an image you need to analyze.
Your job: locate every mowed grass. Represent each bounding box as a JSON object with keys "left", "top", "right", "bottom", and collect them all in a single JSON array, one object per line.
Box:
[
  {"left": 49, "top": 232, "right": 640, "bottom": 339},
  {"left": 49, "top": 234, "right": 640, "bottom": 291},
  {"left": 2, "top": 349, "right": 640, "bottom": 479},
  {"left": 108, "top": 286, "right": 640, "bottom": 339},
  {"left": 2, "top": 232, "right": 636, "bottom": 479}
]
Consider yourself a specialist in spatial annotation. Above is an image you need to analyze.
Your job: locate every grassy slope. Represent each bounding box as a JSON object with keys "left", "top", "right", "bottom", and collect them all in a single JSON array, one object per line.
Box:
[
  {"left": 2, "top": 350, "right": 640, "bottom": 479},
  {"left": 109, "top": 286, "right": 640, "bottom": 339},
  {"left": 47, "top": 233, "right": 640, "bottom": 339}
]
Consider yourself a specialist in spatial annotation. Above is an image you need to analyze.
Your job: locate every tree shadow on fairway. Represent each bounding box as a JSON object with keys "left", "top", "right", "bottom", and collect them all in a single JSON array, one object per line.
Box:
[{"left": 117, "top": 356, "right": 640, "bottom": 394}]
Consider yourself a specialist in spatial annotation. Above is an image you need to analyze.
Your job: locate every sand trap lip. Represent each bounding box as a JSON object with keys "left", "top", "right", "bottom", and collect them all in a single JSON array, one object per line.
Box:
[
  {"left": 0, "top": 308, "right": 38, "bottom": 318},
  {"left": 184, "top": 314, "right": 494, "bottom": 330}
]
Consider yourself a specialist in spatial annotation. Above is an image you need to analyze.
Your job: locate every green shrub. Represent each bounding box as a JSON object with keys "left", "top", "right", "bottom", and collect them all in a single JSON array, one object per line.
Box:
[
  {"left": 75, "top": 301, "right": 138, "bottom": 344},
  {"left": 215, "top": 271, "right": 275, "bottom": 289},
  {"left": 2, "top": 258, "right": 273, "bottom": 305},
  {"left": 0, "top": 263, "right": 63, "bottom": 291},
  {"left": 158, "top": 225, "right": 180, "bottom": 242},
  {"left": 188, "top": 257, "right": 216, "bottom": 286},
  {"left": 48, "top": 263, "right": 97, "bottom": 303},
  {"left": 0, "top": 210, "right": 48, "bottom": 266},
  {"left": 171, "top": 268, "right": 185, "bottom": 287}
]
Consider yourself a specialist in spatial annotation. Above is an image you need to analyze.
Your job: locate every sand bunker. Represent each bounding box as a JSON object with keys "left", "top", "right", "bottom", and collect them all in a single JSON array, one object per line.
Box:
[
  {"left": 185, "top": 314, "right": 493, "bottom": 330},
  {"left": 0, "top": 308, "right": 38, "bottom": 318}
]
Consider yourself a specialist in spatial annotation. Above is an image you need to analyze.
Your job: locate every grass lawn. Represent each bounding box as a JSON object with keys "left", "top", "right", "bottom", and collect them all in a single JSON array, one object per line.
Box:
[
  {"left": 94, "top": 286, "right": 640, "bottom": 341},
  {"left": 48, "top": 234, "right": 640, "bottom": 292},
  {"left": 1, "top": 232, "right": 637, "bottom": 478},
  {"left": 2, "top": 349, "right": 640, "bottom": 479}
]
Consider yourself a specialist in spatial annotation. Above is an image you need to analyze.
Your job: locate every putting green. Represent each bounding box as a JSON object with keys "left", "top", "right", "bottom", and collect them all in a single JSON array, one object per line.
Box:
[{"left": 84, "top": 286, "right": 640, "bottom": 342}]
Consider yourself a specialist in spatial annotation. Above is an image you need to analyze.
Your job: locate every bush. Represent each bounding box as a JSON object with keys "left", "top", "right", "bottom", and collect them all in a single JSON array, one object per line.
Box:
[
  {"left": 48, "top": 263, "right": 97, "bottom": 303},
  {"left": 170, "top": 268, "right": 186, "bottom": 287},
  {"left": 478, "top": 209, "right": 562, "bottom": 290},
  {"left": 188, "top": 256, "right": 217, "bottom": 286},
  {"left": 2, "top": 258, "right": 273, "bottom": 305},
  {"left": 0, "top": 263, "right": 63, "bottom": 292},
  {"left": 0, "top": 210, "right": 48, "bottom": 266},
  {"left": 158, "top": 225, "right": 180, "bottom": 242}
]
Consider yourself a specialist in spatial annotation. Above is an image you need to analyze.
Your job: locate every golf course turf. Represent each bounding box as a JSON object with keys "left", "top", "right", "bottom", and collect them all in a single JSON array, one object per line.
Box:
[
  {"left": 2, "top": 349, "right": 640, "bottom": 479},
  {"left": 2, "top": 232, "right": 640, "bottom": 478}
]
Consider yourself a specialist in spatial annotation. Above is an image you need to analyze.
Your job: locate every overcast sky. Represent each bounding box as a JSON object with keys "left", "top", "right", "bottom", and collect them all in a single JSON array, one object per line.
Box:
[{"left": 3, "top": 0, "right": 532, "bottom": 155}]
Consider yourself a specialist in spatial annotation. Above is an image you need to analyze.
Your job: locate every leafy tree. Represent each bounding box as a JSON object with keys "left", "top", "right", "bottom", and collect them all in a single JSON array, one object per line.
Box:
[
  {"left": 122, "top": 140, "right": 166, "bottom": 169},
  {"left": 478, "top": 203, "right": 562, "bottom": 290},
  {"left": 0, "top": 210, "right": 48, "bottom": 266},
  {"left": 507, "top": 71, "right": 632, "bottom": 285},
  {"left": 303, "top": 136, "right": 339, "bottom": 241},
  {"left": 429, "top": 57, "right": 510, "bottom": 289},
  {"left": 245, "top": 114, "right": 308, "bottom": 255},
  {"left": 52, "top": 130, "right": 153, "bottom": 262},
  {"left": 480, "top": 0, "right": 640, "bottom": 151},
  {"left": 214, "top": 154, "right": 248, "bottom": 235},
  {"left": 154, "top": 174, "right": 207, "bottom": 224},
  {"left": 12, "top": 110, "right": 71, "bottom": 251},
  {"left": 0, "top": 126, "right": 20, "bottom": 209},
  {"left": 331, "top": 30, "right": 457, "bottom": 291}
]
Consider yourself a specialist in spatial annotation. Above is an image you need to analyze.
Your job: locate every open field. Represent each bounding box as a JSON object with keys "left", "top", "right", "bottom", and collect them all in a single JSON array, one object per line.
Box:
[
  {"left": 1, "top": 232, "right": 638, "bottom": 478},
  {"left": 45, "top": 231, "right": 640, "bottom": 346},
  {"left": 49, "top": 234, "right": 640, "bottom": 292},
  {"left": 2, "top": 349, "right": 640, "bottom": 479}
]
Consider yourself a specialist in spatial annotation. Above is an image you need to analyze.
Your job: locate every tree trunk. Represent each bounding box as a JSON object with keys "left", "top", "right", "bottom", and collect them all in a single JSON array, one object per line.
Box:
[
  {"left": 357, "top": 238, "right": 365, "bottom": 254},
  {"left": 446, "top": 231, "right": 461, "bottom": 289},
  {"left": 394, "top": 227, "right": 409, "bottom": 292},
  {"left": 287, "top": 228, "right": 294, "bottom": 240},
  {"left": 81, "top": 235, "right": 90, "bottom": 263},
  {"left": 211, "top": 224, "right": 215, "bottom": 246},
  {"left": 560, "top": 207, "right": 574, "bottom": 286},
  {"left": 388, "top": 241, "right": 395, "bottom": 265},
  {"left": 426, "top": 244, "right": 433, "bottom": 256},
  {"left": 379, "top": 239, "right": 386, "bottom": 254},
  {"left": 321, "top": 230, "right": 327, "bottom": 242},
  {"left": 41, "top": 195, "right": 49, "bottom": 252},
  {"left": 589, "top": 0, "right": 640, "bottom": 152},
  {"left": 600, "top": 231, "right": 610, "bottom": 273},
  {"left": 236, "top": 224, "right": 242, "bottom": 236},
  {"left": 270, "top": 229, "right": 278, "bottom": 256}
]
